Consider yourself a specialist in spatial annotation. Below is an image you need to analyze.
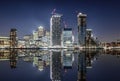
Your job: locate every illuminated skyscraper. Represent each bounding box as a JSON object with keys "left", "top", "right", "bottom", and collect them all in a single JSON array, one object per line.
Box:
[
  {"left": 10, "top": 28, "right": 17, "bottom": 48},
  {"left": 77, "top": 13, "right": 87, "bottom": 46},
  {"left": 50, "top": 14, "right": 63, "bottom": 47},
  {"left": 33, "top": 30, "right": 38, "bottom": 40},
  {"left": 62, "top": 28, "right": 73, "bottom": 47},
  {"left": 37, "top": 26, "right": 45, "bottom": 38},
  {"left": 86, "top": 29, "right": 92, "bottom": 47}
]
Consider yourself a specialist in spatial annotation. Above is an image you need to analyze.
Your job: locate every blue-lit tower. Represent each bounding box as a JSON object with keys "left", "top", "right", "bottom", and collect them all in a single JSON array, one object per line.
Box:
[
  {"left": 62, "top": 28, "right": 73, "bottom": 47},
  {"left": 77, "top": 13, "right": 87, "bottom": 46}
]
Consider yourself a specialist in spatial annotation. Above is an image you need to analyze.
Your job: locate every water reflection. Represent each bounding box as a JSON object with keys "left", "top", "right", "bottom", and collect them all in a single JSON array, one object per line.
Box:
[
  {"left": 9, "top": 49, "right": 17, "bottom": 69},
  {"left": 0, "top": 49, "right": 120, "bottom": 81},
  {"left": 77, "top": 50, "right": 86, "bottom": 81},
  {"left": 50, "top": 50, "right": 62, "bottom": 81},
  {"left": 77, "top": 49, "right": 100, "bottom": 81},
  {"left": 62, "top": 50, "right": 73, "bottom": 70}
]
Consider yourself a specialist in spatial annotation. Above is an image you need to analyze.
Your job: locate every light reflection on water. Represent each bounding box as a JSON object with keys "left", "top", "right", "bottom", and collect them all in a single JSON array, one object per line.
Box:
[{"left": 0, "top": 49, "right": 120, "bottom": 81}]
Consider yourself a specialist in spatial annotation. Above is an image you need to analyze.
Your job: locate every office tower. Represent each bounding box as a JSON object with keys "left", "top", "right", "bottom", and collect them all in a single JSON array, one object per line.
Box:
[
  {"left": 33, "top": 30, "right": 38, "bottom": 40},
  {"left": 62, "top": 28, "right": 73, "bottom": 47},
  {"left": 38, "top": 26, "right": 45, "bottom": 38},
  {"left": 23, "top": 35, "right": 32, "bottom": 48},
  {"left": 50, "top": 14, "right": 63, "bottom": 47},
  {"left": 86, "top": 29, "right": 92, "bottom": 47},
  {"left": 10, "top": 28, "right": 17, "bottom": 48},
  {"left": 50, "top": 51, "right": 61, "bottom": 81},
  {"left": 77, "top": 13, "right": 87, "bottom": 46},
  {"left": 0, "top": 36, "right": 10, "bottom": 48}
]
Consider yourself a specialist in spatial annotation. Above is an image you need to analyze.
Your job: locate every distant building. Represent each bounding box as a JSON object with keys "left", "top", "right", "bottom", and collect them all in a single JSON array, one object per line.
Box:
[
  {"left": 86, "top": 29, "right": 92, "bottom": 47},
  {"left": 23, "top": 35, "right": 32, "bottom": 41},
  {"left": 62, "top": 28, "right": 73, "bottom": 47},
  {"left": 23, "top": 35, "right": 32, "bottom": 48},
  {"left": 17, "top": 39, "right": 25, "bottom": 48},
  {"left": 0, "top": 36, "right": 10, "bottom": 48},
  {"left": 77, "top": 13, "right": 87, "bottom": 46},
  {"left": 37, "top": 26, "right": 45, "bottom": 38},
  {"left": 10, "top": 28, "right": 17, "bottom": 48},
  {"left": 50, "top": 14, "right": 63, "bottom": 47},
  {"left": 33, "top": 30, "right": 38, "bottom": 40}
]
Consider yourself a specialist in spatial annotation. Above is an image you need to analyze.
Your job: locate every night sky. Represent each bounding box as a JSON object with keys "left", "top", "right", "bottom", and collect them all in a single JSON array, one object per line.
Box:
[{"left": 0, "top": 0, "right": 120, "bottom": 42}]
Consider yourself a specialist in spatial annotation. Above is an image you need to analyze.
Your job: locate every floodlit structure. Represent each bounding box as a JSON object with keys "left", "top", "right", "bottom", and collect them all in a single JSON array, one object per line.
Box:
[
  {"left": 10, "top": 28, "right": 17, "bottom": 48},
  {"left": 0, "top": 36, "right": 10, "bottom": 48},
  {"left": 33, "top": 30, "right": 38, "bottom": 40},
  {"left": 86, "top": 29, "right": 92, "bottom": 47},
  {"left": 38, "top": 26, "right": 45, "bottom": 38},
  {"left": 77, "top": 13, "right": 87, "bottom": 47},
  {"left": 62, "top": 28, "right": 73, "bottom": 47},
  {"left": 50, "top": 13, "right": 63, "bottom": 47}
]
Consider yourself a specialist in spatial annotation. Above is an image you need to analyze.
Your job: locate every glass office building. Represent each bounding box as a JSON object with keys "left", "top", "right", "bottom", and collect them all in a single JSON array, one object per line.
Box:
[
  {"left": 62, "top": 28, "right": 73, "bottom": 47},
  {"left": 50, "top": 14, "right": 63, "bottom": 47},
  {"left": 77, "top": 13, "right": 87, "bottom": 46}
]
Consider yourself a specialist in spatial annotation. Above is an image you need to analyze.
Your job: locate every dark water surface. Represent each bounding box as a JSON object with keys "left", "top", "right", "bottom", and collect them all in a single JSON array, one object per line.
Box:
[{"left": 0, "top": 49, "right": 120, "bottom": 81}]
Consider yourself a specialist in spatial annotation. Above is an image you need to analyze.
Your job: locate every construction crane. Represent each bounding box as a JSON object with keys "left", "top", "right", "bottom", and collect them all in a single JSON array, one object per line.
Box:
[
  {"left": 63, "top": 21, "right": 67, "bottom": 28},
  {"left": 51, "top": 8, "right": 56, "bottom": 15}
]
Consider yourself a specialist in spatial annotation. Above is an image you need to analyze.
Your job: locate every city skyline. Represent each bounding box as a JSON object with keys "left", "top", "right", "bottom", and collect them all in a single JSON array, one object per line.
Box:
[{"left": 0, "top": 0, "right": 120, "bottom": 42}]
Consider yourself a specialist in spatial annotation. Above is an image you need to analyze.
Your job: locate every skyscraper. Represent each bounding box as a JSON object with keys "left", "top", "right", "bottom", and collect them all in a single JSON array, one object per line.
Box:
[
  {"left": 86, "top": 29, "right": 92, "bottom": 47},
  {"left": 62, "top": 28, "right": 73, "bottom": 47},
  {"left": 33, "top": 30, "right": 38, "bottom": 40},
  {"left": 77, "top": 13, "right": 87, "bottom": 47},
  {"left": 37, "top": 26, "right": 45, "bottom": 38},
  {"left": 50, "top": 14, "right": 63, "bottom": 47},
  {"left": 10, "top": 28, "right": 17, "bottom": 48}
]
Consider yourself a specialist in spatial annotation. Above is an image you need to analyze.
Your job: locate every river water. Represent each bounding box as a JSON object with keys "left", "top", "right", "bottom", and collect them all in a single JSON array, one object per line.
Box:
[{"left": 0, "top": 49, "right": 120, "bottom": 81}]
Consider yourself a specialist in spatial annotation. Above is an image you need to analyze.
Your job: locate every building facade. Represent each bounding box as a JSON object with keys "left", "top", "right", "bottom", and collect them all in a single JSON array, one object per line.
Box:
[
  {"left": 77, "top": 13, "right": 87, "bottom": 47},
  {"left": 86, "top": 29, "right": 92, "bottom": 47},
  {"left": 33, "top": 30, "right": 38, "bottom": 40},
  {"left": 37, "top": 26, "right": 45, "bottom": 38},
  {"left": 0, "top": 36, "right": 10, "bottom": 48},
  {"left": 62, "top": 28, "right": 73, "bottom": 47},
  {"left": 50, "top": 14, "right": 63, "bottom": 47},
  {"left": 10, "top": 28, "right": 17, "bottom": 48}
]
